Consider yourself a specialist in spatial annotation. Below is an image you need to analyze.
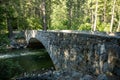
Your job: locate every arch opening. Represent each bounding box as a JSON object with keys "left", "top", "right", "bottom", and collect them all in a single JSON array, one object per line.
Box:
[{"left": 27, "top": 38, "right": 45, "bottom": 49}]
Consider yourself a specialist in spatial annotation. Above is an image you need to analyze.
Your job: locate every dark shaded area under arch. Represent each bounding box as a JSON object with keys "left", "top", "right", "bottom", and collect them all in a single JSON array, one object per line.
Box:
[{"left": 27, "top": 38, "right": 45, "bottom": 49}]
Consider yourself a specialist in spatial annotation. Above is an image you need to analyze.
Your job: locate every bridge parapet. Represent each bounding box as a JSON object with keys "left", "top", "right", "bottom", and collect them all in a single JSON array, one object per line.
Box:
[{"left": 25, "top": 30, "right": 120, "bottom": 76}]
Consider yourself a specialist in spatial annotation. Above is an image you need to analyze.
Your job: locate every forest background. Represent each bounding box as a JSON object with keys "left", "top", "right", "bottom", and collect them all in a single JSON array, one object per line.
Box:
[{"left": 0, "top": 0, "right": 120, "bottom": 49}]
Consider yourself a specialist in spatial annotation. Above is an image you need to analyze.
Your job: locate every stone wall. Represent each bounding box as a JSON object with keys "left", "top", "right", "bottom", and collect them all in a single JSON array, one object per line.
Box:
[{"left": 25, "top": 30, "right": 120, "bottom": 76}]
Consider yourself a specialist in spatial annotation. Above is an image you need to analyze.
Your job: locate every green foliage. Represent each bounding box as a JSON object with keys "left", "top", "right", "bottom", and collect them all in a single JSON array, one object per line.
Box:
[
  {"left": 97, "top": 22, "right": 110, "bottom": 32},
  {"left": 78, "top": 23, "right": 91, "bottom": 31},
  {"left": 26, "top": 17, "right": 42, "bottom": 30},
  {"left": 51, "top": 0, "right": 67, "bottom": 30},
  {"left": 0, "top": 5, "right": 6, "bottom": 31},
  {"left": 51, "top": 20, "right": 68, "bottom": 30},
  {"left": 0, "top": 5, "right": 8, "bottom": 51},
  {"left": 0, "top": 34, "right": 10, "bottom": 52},
  {"left": 0, "top": 0, "right": 120, "bottom": 32},
  {"left": 0, "top": 60, "right": 23, "bottom": 80},
  {"left": 18, "top": 17, "right": 29, "bottom": 30}
]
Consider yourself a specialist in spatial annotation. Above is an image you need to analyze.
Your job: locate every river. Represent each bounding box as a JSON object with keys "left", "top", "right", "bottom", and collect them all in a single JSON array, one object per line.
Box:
[{"left": 0, "top": 49, "right": 54, "bottom": 80}]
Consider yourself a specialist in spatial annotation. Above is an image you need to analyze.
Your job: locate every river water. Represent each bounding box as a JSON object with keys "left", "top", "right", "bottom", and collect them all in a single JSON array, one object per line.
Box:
[{"left": 0, "top": 49, "right": 54, "bottom": 79}]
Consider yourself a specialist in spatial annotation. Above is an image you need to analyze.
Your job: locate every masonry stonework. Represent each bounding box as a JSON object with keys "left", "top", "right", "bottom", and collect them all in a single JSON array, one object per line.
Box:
[{"left": 25, "top": 30, "right": 120, "bottom": 76}]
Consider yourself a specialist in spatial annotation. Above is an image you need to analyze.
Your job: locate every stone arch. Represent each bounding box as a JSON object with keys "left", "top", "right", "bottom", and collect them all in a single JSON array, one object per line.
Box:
[{"left": 27, "top": 37, "right": 55, "bottom": 69}]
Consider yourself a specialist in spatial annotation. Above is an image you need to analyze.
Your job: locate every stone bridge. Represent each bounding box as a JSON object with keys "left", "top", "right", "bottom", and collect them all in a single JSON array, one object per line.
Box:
[{"left": 25, "top": 30, "right": 120, "bottom": 76}]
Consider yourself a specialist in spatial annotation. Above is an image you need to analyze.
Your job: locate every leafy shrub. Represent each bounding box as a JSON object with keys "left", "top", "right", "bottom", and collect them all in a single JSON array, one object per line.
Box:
[
  {"left": 0, "top": 60, "right": 23, "bottom": 80},
  {"left": 26, "top": 17, "right": 42, "bottom": 30},
  {"left": 78, "top": 23, "right": 91, "bottom": 31},
  {"left": 0, "top": 34, "right": 10, "bottom": 52},
  {"left": 97, "top": 22, "right": 110, "bottom": 32}
]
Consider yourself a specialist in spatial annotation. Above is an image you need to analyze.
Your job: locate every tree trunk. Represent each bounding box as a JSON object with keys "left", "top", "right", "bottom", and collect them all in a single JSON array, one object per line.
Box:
[
  {"left": 47, "top": 0, "right": 52, "bottom": 29},
  {"left": 103, "top": 0, "right": 106, "bottom": 23},
  {"left": 67, "top": 0, "right": 72, "bottom": 29},
  {"left": 93, "top": 0, "right": 98, "bottom": 31},
  {"left": 110, "top": 0, "right": 116, "bottom": 32},
  {"left": 91, "top": 10, "right": 94, "bottom": 31},
  {"left": 77, "top": 0, "right": 80, "bottom": 18},
  {"left": 90, "top": 0, "right": 94, "bottom": 31},
  {"left": 42, "top": 0, "right": 47, "bottom": 31},
  {"left": 7, "top": 18, "right": 13, "bottom": 38}
]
